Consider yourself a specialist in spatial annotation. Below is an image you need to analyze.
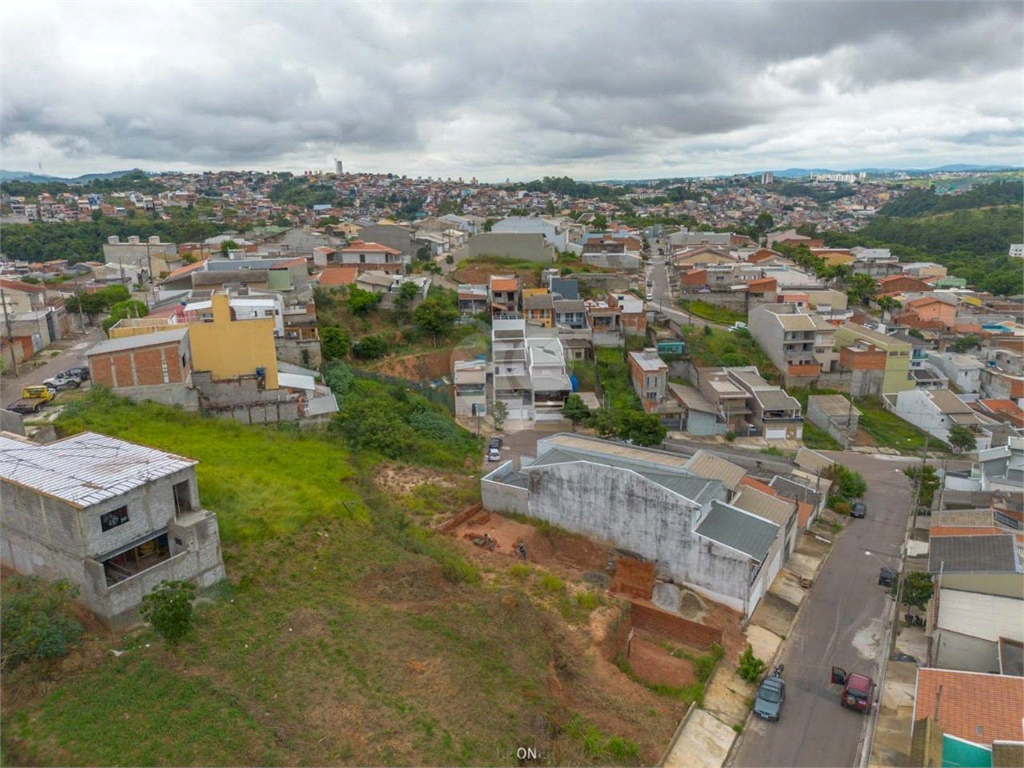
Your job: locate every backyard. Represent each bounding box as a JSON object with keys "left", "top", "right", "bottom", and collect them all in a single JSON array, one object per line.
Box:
[
  {"left": 1, "top": 391, "right": 682, "bottom": 767},
  {"left": 677, "top": 299, "right": 746, "bottom": 326},
  {"left": 678, "top": 325, "right": 780, "bottom": 383}
]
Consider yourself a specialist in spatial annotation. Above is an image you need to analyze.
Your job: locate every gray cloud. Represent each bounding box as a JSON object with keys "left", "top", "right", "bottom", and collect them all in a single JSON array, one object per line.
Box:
[{"left": 2, "top": 0, "right": 1021, "bottom": 179}]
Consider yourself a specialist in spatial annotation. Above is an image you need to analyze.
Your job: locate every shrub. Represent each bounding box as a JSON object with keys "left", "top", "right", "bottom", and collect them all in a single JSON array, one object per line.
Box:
[
  {"left": 508, "top": 564, "right": 531, "bottom": 582},
  {"left": 573, "top": 591, "right": 601, "bottom": 611},
  {"left": 537, "top": 574, "right": 565, "bottom": 595},
  {"left": 892, "top": 572, "right": 934, "bottom": 609},
  {"left": 725, "top": 431, "right": 737, "bottom": 442},
  {"left": 352, "top": 335, "right": 388, "bottom": 360},
  {"left": 141, "top": 580, "right": 197, "bottom": 643},
  {"left": 737, "top": 644, "right": 767, "bottom": 683},
  {"left": 321, "top": 326, "right": 350, "bottom": 361},
  {"left": 0, "top": 577, "right": 83, "bottom": 669},
  {"left": 830, "top": 499, "right": 851, "bottom": 515}
]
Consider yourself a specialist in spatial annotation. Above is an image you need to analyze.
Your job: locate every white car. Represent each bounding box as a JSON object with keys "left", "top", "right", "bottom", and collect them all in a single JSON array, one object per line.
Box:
[{"left": 43, "top": 370, "right": 83, "bottom": 391}]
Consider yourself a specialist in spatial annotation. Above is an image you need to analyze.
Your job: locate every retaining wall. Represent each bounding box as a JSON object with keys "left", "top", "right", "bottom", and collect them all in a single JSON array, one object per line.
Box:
[{"left": 630, "top": 600, "right": 724, "bottom": 650}]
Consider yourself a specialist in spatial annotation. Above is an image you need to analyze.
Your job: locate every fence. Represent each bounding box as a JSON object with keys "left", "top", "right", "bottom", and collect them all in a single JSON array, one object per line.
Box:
[{"left": 350, "top": 368, "right": 456, "bottom": 412}]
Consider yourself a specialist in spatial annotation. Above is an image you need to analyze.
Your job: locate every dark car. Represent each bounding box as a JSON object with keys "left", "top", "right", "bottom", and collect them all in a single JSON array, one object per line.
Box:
[
  {"left": 67, "top": 366, "right": 90, "bottom": 382},
  {"left": 488, "top": 437, "right": 502, "bottom": 450},
  {"left": 851, "top": 502, "right": 866, "bottom": 519},
  {"left": 753, "top": 675, "right": 786, "bottom": 721}
]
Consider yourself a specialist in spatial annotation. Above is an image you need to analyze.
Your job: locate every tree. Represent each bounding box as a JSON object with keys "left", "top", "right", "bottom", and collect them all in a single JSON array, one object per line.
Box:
[
  {"left": 394, "top": 280, "right": 420, "bottom": 317},
  {"left": 65, "top": 292, "right": 107, "bottom": 324},
  {"left": 826, "top": 463, "right": 868, "bottom": 501},
  {"left": 141, "top": 580, "right": 196, "bottom": 643},
  {"left": 321, "top": 327, "right": 350, "bottom": 361},
  {"left": 951, "top": 334, "right": 981, "bottom": 353},
  {"left": 484, "top": 218, "right": 497, "bottom": 232},
  {"left": 847, "top": 274, "right": 877, "bottom": 305},
  {"left": 562, "top": 394, "right": 591, "bottom": 432},
  {"left": 904, "top": 465, "right": 941, "bottom": 509},
  {"left": 737, "top": 644, "right": 768, "bottom": 683},
  {"left": 413, "top": 296, "right": 459, "bottom": 346},
  {"left": 754, "top": 211, "right": 774, "bottom": 241},
  {"left": 416, "top": 244, "right": 431, "bottom": 262},
  {"left": 102, "top": 299, "right": 149, "bottom": 334},
  {"left": 347, "top": 286, "right": 382, "bottom": 316},
  {"left": 352, "top": 335, "right": 388, "bottom": 359},
  {"left": 892, "top": 572, "right": 934, "bottom": 610},
  {"left": 491, "top": 400, "right": 508, "bottom": 431},
  {"left": 876, "top": 295, "right": 902, "bottom": 320},
  {"left": 0, "top": 576, "right": 83, "bottom": 670},
  {"left": 948, "top": 424, "right": 977, "bottom": 454},
  {"left": 617, "top": 410, "right": 667, "bottom": 447},
  {"left": 218, "top": 239, "right": 240, "bottom": 255},
  {"left": 545, "top": 200, "right": 556, "bottom": 216},
  {"left": 591, "top": 213, "right": 608, "bottom": 231}
]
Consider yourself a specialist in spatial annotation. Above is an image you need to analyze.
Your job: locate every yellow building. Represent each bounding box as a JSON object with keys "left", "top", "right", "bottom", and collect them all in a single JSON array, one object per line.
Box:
[
  {"left": 834, "top": 323, "right": 914, "bottom": 393},
  {"left": 107, "top": 316, "right": 178, "bottom": 339},
  {"left": 187, "top": 293, "right": 279, "bottom": 389}
]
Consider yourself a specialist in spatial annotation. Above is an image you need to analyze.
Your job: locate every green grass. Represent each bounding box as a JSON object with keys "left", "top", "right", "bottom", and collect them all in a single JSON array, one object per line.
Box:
[
  {"left": 679, "top": 325, "right": 781, "bottom": 384},
  {"left": 596, "top": 348, "right": 642, "bottom": 410},
  {"left": 5, "top": 393, "right": 674, "bottom": 767},
  {"left": 854, "top": 396, "right": 950, "bottom": 453},
  {"left": 802, "top": 422, "right": 842, "bottom": 451},
  {"left": 678, "top": 300, "right": 746, "bottom": 325},
  {"left": 567, "top": 359, "right": 598, "bottom": 392}
]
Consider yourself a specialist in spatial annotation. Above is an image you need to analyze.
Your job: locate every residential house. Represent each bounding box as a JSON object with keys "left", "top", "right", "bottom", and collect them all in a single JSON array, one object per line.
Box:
[
  {"left": 523, "top": 292, "right": 555, "bottom": 328},
  {"left": 899, "top": 295, "right": 959, "bottom": 330},
  {"left": 586, "top": 299, "right": 624, "bottom": 347},
  {"left": 488, "top": 275, "right": 521, "bottom": 317},
  {"left": 887, "top": 388, "right": 996, "bottom": 451},
  {"left": 611, "top": 293, "right": 646, "bottom": 335},
  {"left": 727, "top": 367, "right": 804, "bottom": 440},
  {"left": 730, "top": 482, "right": 799, "bottom": 558},
  {"left": 877, "top": 274, "right": 934, "bottom": 296},
  {"left": 103, "top": 235, "right": 181, "bottom": 278},
  {"left": 835, "top": 323, "right": 914, "bottom": 394},
  {"left": 527, "top": 331, "right": 573, "bottom": 422},
  {"left": 628, "top": 349, "right": 669, "bottom": 413},
  {"left": 902, "top": 262, "right": 948, "bottom": 280},
  {"left": 973, "top": 399, "right": 1024, "bottom": 429},
  {"left": 457, "top": 284, "right": 489, "bottom": 315},
  {"left": 912, "top": 669, "right": 1023, "bottom": 766},
  {"left": 0, "top": 431, "right": 226, "bottom": 629},
  {"left": 669, "top": 245, "right": 738, "bottom": 271},
  {"left": 945, "top": 437, "right": 1023, "bottom": 494},
  {"left": 356, "top": 224, "right": 418, "bottom": 260},
  {"left": 748, "top": 303, "right": 837, "bottom": 386},
  {"left": 313, "top": 266, "right": 359, "bottom": 289},
  {"left": 88, "top": 328, "right": 195, "bottom": 407},
  {"left": 452, "top": 358, "right": 487, "bottom": 418},
  {"left": 682, "top": 450, "right": 747, "bottom": 500},
  {"left": 549, "top": 276, "right": 580, "bottom": 300},
  {"left": 0, "top": 278, "right": 48, "bottom": 313},
  {"left": 491, "top": 318, "right": 531, "bottom": 423},
  {"left": 337, "top": 240, "right": 404, "bottom": 273},
  {"left": 930, "top": 352, "right": 984, "bottom": 394},
  {"left": 552, "top": 299, "right": 592, "bottom": 361},
  {"left": 481, "top": 433, "right": 788, "bottom": 616},
  {"left": 669, "top": 384, "right": 725, "bottom": 437},
  {"left": 696, "top": 368, "right": 753, "bottom": 435}
]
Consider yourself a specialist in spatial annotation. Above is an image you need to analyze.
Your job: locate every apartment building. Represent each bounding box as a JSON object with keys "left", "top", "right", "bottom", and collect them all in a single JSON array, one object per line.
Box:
[
  {"left": 748, "top": 304, "right": 837, "bottom": 387},
  {"left": 834, "top": 323, "right": 914, "bottom": 394}
]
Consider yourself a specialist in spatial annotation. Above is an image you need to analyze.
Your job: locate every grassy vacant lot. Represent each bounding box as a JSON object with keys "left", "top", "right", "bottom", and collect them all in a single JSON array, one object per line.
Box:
[
  {"left": 854, "top": 396, "right": 950, "bottom": 453},
  {"left": 595, "top": 348, "right": 641, "bottom": 411},
  {"left": 678, "top": 300, "right": 745, "bottom": 325},
  {"left": 679, "top": 325, "right": 781, "bottom": 384},
  {"left": 1, "top": 393, "right": 681, "bottom": 767},
  {"left": 802, "top": 422, "right": 842, "bottom": 451}
]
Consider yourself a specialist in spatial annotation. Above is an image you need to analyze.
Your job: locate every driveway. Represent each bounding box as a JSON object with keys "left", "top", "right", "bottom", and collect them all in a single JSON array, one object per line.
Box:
[
  {"left": 730, "top": 452, "right": 913, "bottom": 768},
  {"left": 1, "top": 327, "right": 104, "bottom": 409}
]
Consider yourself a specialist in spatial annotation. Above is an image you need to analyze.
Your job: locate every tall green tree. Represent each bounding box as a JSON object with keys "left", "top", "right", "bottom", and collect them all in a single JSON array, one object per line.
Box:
[
  {"left": 948, "top": 425, "right": 977, "bottom": 454},
  {"left": 562, "top": 394, "right": 591, "bottom": 432},
  {"left": 847, "top": 274, "right": 877, "bottom": 305},
  {"left": 347, "top": 286, "right": 382, "bottom": 316},
  {"left": 413, "top": 295, "right": 459, "bottom": 346}
]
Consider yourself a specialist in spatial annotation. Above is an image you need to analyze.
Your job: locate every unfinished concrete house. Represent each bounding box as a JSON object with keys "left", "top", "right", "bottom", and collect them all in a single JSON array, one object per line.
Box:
[
  {"left": 482, "top": 433, "right": 788, "bottom": 616},
  {"left": 0, "top": 431, "right": 226, "bottom": 628}
]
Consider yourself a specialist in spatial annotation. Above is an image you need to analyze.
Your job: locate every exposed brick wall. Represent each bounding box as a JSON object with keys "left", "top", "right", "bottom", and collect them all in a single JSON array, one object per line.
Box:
[
  {"left": 91, "top": 342, "right": 186, "bottom": 388},
  {"left": 90, "top": 354, "right": 114, "bottom": 386},
  {"left": 610, "top": 557, "right": 655, "bottom": 600},
  {"left": 111, "top": 352, "right": 134, "bottom": 388},
  {"left": 630, "top": 600, "right": 723, "bottom": 650},
  {"left": 133, "top": 347, "right": 164, "bottom": 385},
  {"left": 436, "top": 502, "right": 483, "bottom": 535}
]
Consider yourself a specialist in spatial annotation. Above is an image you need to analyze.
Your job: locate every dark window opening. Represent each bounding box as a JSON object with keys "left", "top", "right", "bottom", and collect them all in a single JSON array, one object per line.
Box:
[
  {"left": 100, "top": 506, "right": 129, "bottom": 532},
  {"left": 102, "top": 533, "right": 170, "bottom": 586},
  {"left": 173, "top": 480, "right": 193, "bottom": 514}
]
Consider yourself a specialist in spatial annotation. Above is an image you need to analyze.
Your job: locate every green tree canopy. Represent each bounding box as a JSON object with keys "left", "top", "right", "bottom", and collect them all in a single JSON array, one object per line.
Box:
[
  {"left": 413, "top": 295, "right": 459, "bottom": 346},
  {"left": 347, "top": 286, "right": 382, "bottom": 316},
  {"left": 948, "top": 425, "right": 977, "bottom": 454},
  {"left": 102, "top": 299, "right": 149, "bottom": 334},
  {"left": 562, "top": 394, "right": 591, "bottom": 432}
]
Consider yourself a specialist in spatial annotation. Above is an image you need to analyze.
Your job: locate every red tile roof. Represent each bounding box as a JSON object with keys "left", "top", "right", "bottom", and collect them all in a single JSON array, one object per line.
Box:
[
  {"left": 341, "top": 240, "right": 400, "bottom": 255},
  {"left": 489, "top": 277, "right": 519, "bottom": 291},
  {"left": 914, "top": 668, "right": 1023, "bottom": 746},
  {"left": 929, "top": 526, "right": 1007, "bottom": 538},
  {"left": 0, "top": 278, "right": 46, "bottom": 294},
  {"left": 274, "top": 257, "right": 308, "bottom": 268},
  {"left": 740, "top": 477, "right": 777, "bottom": 496},
  {"left": 315, "top": 266, "right": 358, "bottom": 287},
  {"left": 164, "top": 259, "right": 208, "bottom": 280}
]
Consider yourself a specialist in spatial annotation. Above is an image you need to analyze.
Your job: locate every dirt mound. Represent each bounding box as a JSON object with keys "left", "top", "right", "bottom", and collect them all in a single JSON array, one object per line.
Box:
[
  {"left": 373, "top": 462, "right": 459, "bottom": 496},
  {"left": 370, "top": 350, "right": 453, "bottom": 381}
]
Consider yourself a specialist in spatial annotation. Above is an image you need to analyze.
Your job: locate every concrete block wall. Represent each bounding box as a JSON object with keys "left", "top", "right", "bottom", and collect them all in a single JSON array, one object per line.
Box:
[
  {"left": 481, "top": 467, "right": 529, "bottom": 516},
  {"left": 523, "top": 462, "right": 748, "bottom": 605},
  {"left": 112, "top": 383, "right": 199, "bottom": 410},
  {"left": 276, "top": 337, "right": 323, "bottom": 369}
]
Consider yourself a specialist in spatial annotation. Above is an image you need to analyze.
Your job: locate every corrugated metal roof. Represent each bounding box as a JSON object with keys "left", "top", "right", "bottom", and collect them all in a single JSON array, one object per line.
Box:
[
  {"left": 695, "top": 501, "right": 779, "bottom": 562},
  {"left": 731, "top": 487, "right": 795, "bottom": 526},
  {"left": 0, "top": 432, "right": 196, "bottom": 509},
  {"left": 87, "top": 327, "right": 189, "bottom": 356},
  {"left": 929, "top": 535, "right": 1020, "bottom": 574},
  {"left": 683, "top": 450, "right": 746, "bottom": 491}
]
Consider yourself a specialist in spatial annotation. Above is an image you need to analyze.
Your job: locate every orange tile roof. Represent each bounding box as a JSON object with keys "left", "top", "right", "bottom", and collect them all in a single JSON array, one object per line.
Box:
[
  {"left": 341, "top": 240, "right": 399, "bottom": 255},
  {"left": 315, "top": 266, "right": 358, "bottom": 287},
  {"left": 914, "top": 668, "right": 1023, "bottom": 746},
  {"left": 0, "top": 278, "right": 46, "bottom": 294},
  {"left": 164, "top": 259, "right": 208, "bottom": 280},
  {"left": 747, "top": 277, "right": 777, "bottom": 291},
  {"left": 796, "top": 501, "right": 814, "bottom": 528},
  {"left": 489, "top": 277, "right": 519, "bottom": 291},
  {"left": 740, "top": 477, "right": 777, "bottom": 495},
  {"left": 275, "top": 257, "right": 308, "bottom": 268},
  {"left": 930, "top": 526, "right": 1007, "bottom": 538}
]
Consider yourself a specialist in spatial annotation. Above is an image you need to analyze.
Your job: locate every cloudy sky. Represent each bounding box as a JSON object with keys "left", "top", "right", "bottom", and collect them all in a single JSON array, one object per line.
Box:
[{"left": 2, "top": 1, "right": 1022, "bottom": 181}]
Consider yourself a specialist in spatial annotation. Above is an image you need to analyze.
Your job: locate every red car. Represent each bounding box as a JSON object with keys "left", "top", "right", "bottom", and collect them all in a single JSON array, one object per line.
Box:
[{"left": 831, "top": 666, "right": 874, "bottom": 714}]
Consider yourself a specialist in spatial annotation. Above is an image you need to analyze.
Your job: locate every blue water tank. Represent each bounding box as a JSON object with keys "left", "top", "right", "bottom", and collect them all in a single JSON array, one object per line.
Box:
[{"left": 570, "top": 374, "right": 579, "bottom": 392}]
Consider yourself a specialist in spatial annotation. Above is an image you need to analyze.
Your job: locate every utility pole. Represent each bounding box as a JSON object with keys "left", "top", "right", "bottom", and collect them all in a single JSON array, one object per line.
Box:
[
  {"left": 0, "top": 283, "right": 21, "bottom": 377},
  {"left": 146, "top": 239, "right": 155, "bottom": 304},
  {"left": 935, "top": 457, "right": 949, "bottom": 516},
  {"left": 844, "top": 393, "right": 856, "bottom": 450},
  {"left": 910, "top": 432, "right": 930, "bottom": 531}
]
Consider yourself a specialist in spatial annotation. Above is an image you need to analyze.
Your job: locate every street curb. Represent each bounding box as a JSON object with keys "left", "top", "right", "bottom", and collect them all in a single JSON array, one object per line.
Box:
[{"left": 723, "top": 527, "right": 840, "bottom": 767}]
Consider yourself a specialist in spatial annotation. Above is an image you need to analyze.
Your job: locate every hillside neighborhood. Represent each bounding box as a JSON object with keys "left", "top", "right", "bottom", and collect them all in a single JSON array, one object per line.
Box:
[{"left": 1, "top": 169, "right": 1022, "bottom": 768}]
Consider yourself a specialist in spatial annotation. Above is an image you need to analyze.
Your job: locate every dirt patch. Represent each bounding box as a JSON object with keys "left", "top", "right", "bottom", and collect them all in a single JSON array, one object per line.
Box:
[
  {"left": 677, "top": 589, "right": 709, "bottom": 621},
  {"left": 370, "top": 350, "right": 454, "bottom": 382},
  {"left": 627, "top": 638, "right": 698, "bottom": 689},
  {"left": 287, "top": 608, "right": 331, "bottom": 641},
  {"left": 352, "top": 561, "right": 453, "bottom": 605},
  {"left": 610, "top": 557, "right": 655, "bottom": 600},
  {"left": 373, "top": 462, "right": 459, "bottom": 496},
  {"left": 453, "top": 265, "right": 543, "bottom": 288}
]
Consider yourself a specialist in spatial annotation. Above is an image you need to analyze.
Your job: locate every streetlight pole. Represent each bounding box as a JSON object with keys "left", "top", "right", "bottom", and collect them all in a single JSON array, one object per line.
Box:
[{"left": 0, "top": 283, "right": 21, "bottom": 377}]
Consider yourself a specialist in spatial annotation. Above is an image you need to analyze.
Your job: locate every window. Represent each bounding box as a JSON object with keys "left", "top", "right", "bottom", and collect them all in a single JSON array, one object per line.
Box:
[{"left": 100, "top": 506, "right": 129, "bottom": 532}]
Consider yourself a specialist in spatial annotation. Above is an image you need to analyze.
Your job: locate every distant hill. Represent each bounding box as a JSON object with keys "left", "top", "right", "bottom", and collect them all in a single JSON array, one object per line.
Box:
[{"left": 0, "top": 169, "right": 140, "bottom": 184}]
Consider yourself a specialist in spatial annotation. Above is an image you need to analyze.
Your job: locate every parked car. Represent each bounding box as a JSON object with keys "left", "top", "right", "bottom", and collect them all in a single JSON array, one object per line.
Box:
[
  {"left": 831, "top": 666, "right": 875, "bottom": 714},
  {"left": 66, "top": 366, "right": 90, "bottom": 381},
  {"left": 728, "top": 322, "right": 748, "bottom": 332},
  {"left": 486, "top": 447, "right": 501, "bottom": 462},
  {"left": 42, "top": 370, "right": 83, "bottom": 391},
  {"left": 488, "top": 437, "right": 503, "bottom": 450},
  {"left": 753, "top": 668, "right": 786, "bottom": 721},
  {"left": 851, "top": 502, "right": 867, "bottom": 519},
  {"left": 9, "top": 385, "right": 55, "bottom": 414}
]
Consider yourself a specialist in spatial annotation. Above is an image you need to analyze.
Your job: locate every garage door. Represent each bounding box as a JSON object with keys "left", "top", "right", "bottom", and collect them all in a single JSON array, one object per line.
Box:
[{"left": 765, "top": 428, "right": 787, "bottom": 441}]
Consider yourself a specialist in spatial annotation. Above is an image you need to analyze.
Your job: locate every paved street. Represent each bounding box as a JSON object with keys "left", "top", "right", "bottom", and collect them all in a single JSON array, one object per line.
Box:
[
  {"left": 646, "top": 243, "right": 723, "bottom": 329},
  {"left": 0, "top": 327, "right": 104, "bottom": 409},
  {"left": 731, "top": 451, "right": 915, "bottom": 768}
]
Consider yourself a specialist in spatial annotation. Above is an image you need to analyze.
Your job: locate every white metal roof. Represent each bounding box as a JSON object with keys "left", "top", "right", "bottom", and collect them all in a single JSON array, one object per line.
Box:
[
  {"left": 0, "top": 432, "right": 196, "bottom": 509},
  {"left": 87, "top": 327, "right": 189, "bottom": 356}
]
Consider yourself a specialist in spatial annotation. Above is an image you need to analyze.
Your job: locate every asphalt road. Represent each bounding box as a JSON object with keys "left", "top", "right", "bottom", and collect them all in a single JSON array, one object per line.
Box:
[
  {"left": 645, "top": 244, "right": 723, "bottom": 329},
  {"left": 731, "top": 452, "right": 915, "bottom": 768},
  {"left": 0, "top": 327, "right": 103, "bottom": 409}
]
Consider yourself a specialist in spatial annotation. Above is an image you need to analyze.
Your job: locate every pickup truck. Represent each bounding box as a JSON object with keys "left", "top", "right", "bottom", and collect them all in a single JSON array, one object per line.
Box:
[
  {"left": 9, "top": 386, "right": 56, "bottom": 414},
  {"left": 43, "top": 370, "right": 83, "bottom": 391},
  {"left": 831, "top": 666, "right": 875, "bottom": 713}
]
